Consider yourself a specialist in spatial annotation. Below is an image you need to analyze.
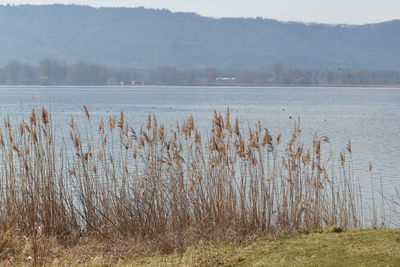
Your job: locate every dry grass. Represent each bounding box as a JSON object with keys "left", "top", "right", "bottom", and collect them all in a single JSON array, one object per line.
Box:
[
  {"left": 0, "top": 106, "right": 365, "bottom": 262},
  {"left": 1, "top": 229, "right": 399, "bottom": 266}
]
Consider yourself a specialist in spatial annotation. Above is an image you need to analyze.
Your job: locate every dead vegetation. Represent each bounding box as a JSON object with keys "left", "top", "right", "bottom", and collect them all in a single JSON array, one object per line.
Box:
[{"left": 0, "top": 106, "right": 368, "bottom": 264}]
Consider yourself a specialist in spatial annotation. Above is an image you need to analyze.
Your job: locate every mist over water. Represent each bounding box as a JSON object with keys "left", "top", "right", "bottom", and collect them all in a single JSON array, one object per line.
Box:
[{"left": 0, "top": 86, "right": 399, "bottom": 202}]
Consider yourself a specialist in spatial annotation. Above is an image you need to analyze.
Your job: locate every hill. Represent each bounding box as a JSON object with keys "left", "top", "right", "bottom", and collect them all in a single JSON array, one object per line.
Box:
[{"left": 0, "top": 4, "right": 399, "bottom": 70}]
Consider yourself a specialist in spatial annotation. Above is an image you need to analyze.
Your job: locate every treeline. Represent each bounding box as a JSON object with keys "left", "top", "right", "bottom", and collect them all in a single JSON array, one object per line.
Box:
[{"left": 1, "top": 59, "right": 400, "bottom": 86}]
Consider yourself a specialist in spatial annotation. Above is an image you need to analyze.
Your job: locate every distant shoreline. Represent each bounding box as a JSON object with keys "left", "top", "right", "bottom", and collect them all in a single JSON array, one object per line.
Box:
[
  {"left": 177, "top": 83, "right": 400, "bottom": 88},
  {"left": 1, "top": 83, "right": 400, "bottom": 88}
]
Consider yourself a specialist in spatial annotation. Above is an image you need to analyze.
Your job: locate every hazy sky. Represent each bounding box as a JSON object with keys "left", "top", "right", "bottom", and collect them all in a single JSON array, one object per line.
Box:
[{"left": 1, "top": 0, "right": 399, "bottom": 24}]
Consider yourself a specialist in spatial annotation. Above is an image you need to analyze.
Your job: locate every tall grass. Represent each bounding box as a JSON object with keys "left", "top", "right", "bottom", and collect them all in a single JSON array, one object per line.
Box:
[{"left": 0, "top": 107, "right": 362, "bottom": 250}]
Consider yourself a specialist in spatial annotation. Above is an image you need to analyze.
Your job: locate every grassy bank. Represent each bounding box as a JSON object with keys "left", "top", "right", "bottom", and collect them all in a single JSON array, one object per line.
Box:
[
  {"left": 0, "top": 107, "right": 393, "bottom": 265},
  {"left": 1, "top": 229, "right": 399, "bottom": 266}
]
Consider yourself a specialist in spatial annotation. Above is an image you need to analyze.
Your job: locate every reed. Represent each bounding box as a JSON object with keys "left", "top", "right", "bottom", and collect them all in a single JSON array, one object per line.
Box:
[{"left": 0, "top": 107, "right": 363, "bottom": 252}]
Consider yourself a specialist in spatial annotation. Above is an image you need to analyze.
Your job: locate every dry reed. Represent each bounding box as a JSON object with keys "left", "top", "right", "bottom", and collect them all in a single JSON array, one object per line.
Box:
[{"left": 0, "top": 107, "right": 363, "bottom": 253}]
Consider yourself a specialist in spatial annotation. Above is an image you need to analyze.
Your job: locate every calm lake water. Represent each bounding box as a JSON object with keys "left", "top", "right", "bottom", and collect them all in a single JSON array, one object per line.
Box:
[{"left": 1, "top": 86, "right": 399, "bottom": 202}]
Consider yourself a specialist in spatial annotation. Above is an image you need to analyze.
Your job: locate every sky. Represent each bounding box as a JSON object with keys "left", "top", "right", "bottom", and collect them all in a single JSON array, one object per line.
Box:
[{"left": 1, "top": 0, "right": 399, "bottom": 25}]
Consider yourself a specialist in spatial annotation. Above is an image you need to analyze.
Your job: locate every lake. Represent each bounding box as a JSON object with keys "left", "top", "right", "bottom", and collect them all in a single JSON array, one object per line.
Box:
[{"left": 0, "top": 86, "right": 399, "bottom": 204}]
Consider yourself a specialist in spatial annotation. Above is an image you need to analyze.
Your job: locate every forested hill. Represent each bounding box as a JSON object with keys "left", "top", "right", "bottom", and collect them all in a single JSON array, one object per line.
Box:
[{"left": 0, "top": 4, "right": 399, "bottom": 70}]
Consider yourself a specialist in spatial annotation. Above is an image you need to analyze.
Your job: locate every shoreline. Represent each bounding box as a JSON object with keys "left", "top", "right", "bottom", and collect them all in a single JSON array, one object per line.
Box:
[{"left": 0, "top": 83, "right": 400, "bottom": 89}]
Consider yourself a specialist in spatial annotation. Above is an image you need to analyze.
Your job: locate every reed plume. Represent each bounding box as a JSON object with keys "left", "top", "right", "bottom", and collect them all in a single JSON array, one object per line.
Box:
[{"left": 0, "top": 106, "right": 366, "bottom": 251}]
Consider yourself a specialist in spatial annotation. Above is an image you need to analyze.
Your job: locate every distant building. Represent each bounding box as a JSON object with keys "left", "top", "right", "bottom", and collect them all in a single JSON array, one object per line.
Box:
[
  {"left": 120, "top": 81, "right": 136, "bottom": 86},
  {"left": 39, "top": 76, "right": 49, "bottom": 84},
  {"left": 39, "top": 76, "right": 49, "bottom": 82},
  {"left": 216, "top": 77, "right": 236, "bottom": 82}
]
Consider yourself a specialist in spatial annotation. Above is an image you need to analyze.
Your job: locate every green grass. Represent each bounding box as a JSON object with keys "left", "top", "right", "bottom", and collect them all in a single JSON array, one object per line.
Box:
[
  {"left": 118, "top": 229, "right": 400, "bottom": 267},
  {"left": 2, "top": 229, "right": 400, "bottom": 266}
]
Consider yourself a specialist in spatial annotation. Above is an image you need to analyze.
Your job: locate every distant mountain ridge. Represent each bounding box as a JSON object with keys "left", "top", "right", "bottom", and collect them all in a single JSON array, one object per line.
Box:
[{"left": 0, "top": 4, "right": 399, "bottom": 70}]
